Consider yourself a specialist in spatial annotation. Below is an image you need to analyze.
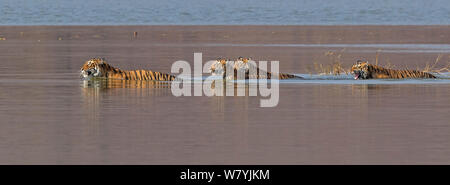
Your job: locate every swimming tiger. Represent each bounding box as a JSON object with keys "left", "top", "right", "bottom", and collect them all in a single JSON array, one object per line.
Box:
[
  {"left": 351, "top": 60, "right": 437, "bottom": 79},
  {"left": 209, "top": 57, "right": 302, "bottom": 80},
  {"left": 80, "top": 58, "right": 177, "bottom": 81}
]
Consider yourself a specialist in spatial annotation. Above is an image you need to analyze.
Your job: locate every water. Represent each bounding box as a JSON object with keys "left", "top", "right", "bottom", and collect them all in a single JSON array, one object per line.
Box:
[
  {"left": 0, "top": 25, "right": 450, "bottom": 164},
  {"left": 102, "top": 43, "right": 450, "bottom": 53},
  {"left": 1, "top": 74, "right": 450, "bottom": 164},
  {"left": 1, "top": 0, "right": 449, "bottom": 25}
]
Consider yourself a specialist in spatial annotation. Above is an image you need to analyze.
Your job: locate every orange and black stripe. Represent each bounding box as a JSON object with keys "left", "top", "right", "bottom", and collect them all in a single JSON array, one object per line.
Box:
[
  {"left": 367, "top": 64, "right": 437, "bottom": 79},
  {"left": 106, "top": 69, "right": 177, "bottom": 81},
  {"left": 81, "top": 58, "right": 177, "bottom": 81}
]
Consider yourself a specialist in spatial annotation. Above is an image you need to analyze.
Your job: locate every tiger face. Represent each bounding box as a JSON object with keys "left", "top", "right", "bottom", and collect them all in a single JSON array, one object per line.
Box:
[
  {"left": 234, "top": 57, "right": 255, "bottom": 78},
  {"left": 210, "top": 58, "right": 227, "bottom": 76},
  {"left": 234, "top": 57, "right": 252, "bottom": 70},
  {"left": 351, "top": 60, "right": 370, "bottom": 80},
  {"left": 240, "top": 57, "right": 252, "bottom": 64},
  {"left": 80, "top": 58, "right": 106, "bottom": 79}
]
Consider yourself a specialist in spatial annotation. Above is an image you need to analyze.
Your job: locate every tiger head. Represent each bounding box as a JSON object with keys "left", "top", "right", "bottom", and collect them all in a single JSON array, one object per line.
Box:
[
  {"left": 210, "top": 58, "right": 227, "bottom": 76},
  {"left": 234, "top": 57, "right": 252, "bottom": 72},
  {"left": 351, "top": 60, "right": 370, "bottom": 80},
  {"left": 240, "top": 57, "right": 252, "bottom": 63},
  {"left": 80, "top": 58, "right": 108, "bottom": 79}
]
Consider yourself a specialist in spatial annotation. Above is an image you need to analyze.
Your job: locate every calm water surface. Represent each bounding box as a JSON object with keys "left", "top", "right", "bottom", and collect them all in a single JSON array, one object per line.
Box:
[
  {"left": 0, "top": 63, "right": 450, "bottom": 164},
  {"left": 1, "top": 0, "right": 449, "bottom": 25},
  {"left": 0, "top": 25, "right": 450, "bottom": 164}
]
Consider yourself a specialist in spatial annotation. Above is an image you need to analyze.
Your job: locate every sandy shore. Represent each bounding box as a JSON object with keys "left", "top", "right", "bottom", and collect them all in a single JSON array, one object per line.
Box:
[
  {"left": 1, "top": 25, "right": 449, "bottom": 43},
  {"left": 0, "top": 25, "right": 449, "bottom": 74}
]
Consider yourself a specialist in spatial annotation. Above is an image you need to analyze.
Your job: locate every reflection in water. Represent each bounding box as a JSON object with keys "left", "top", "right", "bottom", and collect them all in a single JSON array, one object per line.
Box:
[
  {"left": 80, "top": 79, "right": 174, "bottom": 138},
  {"left": 81, "top": 78, "right": 259, "bottom": 97},
  {"left": 81, "top": 78, "right": 172, "bottom": 89},
  {"left": 209, "top": 80, "right": 259, "bottom": 97},
  {"left": 1, "top": 76, "right": 449, "bottom": 164},
  {"left": 1, "top": 24, "right": 450, "bottom": 164}
]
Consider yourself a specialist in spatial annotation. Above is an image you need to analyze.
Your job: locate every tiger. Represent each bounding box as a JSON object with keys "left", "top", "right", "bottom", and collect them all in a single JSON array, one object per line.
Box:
[
  {"left": 80, "top": 58, "right": 177, "bottom": 81},
  {"left": 209, "top": 57, "right": 302, "bottom": 80},
  {"left": 351, "top": 60, "right": 437, "bottom": 79}
]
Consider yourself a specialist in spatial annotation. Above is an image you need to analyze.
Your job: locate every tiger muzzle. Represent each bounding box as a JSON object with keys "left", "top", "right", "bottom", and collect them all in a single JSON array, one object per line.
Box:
[{"left": 352, "top": 71, "right": 362, "bottom": 80}]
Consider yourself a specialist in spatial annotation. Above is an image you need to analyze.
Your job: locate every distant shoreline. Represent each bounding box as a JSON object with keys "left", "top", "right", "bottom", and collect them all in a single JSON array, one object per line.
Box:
[
  {"left": 0, "top": 25, "right": 448, "bottom": 73},
  {"left": 1, "top": 24, "right": 450, "bottom": 26},
  {"left": 0, "top": 25, "right": 449, "bottom": 44}
]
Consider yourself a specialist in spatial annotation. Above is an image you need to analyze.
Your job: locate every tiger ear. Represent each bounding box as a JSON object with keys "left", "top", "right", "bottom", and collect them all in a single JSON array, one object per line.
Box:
[{"left": 99, "top": 58, "right": 106, "bottom": 64}]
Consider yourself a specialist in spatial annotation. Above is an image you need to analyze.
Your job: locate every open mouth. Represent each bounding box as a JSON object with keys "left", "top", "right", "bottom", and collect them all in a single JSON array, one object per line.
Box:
[{"left": 353, "top": 71, "right": 361, "bottom": 80}]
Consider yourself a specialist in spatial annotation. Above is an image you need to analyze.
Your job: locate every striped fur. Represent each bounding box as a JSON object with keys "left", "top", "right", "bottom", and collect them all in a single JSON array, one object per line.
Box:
[
  {"left": 80, "top": 58, "right": 176, "bottom": 81},
  {"left": 351, "top": 60, "right": 437, "bottom": 79},
  {"left": 210, "top": 57, "right": 302, "bottom": 80}
]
